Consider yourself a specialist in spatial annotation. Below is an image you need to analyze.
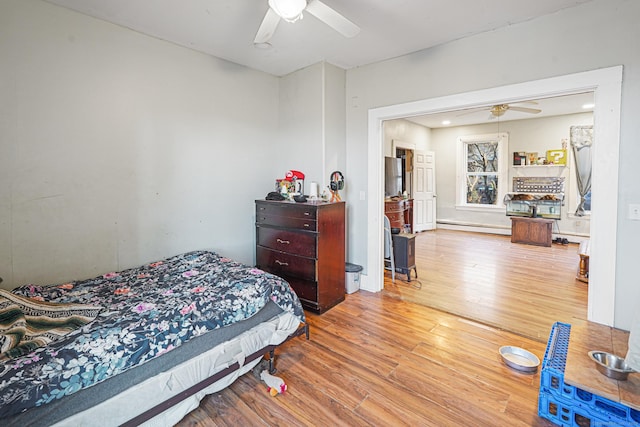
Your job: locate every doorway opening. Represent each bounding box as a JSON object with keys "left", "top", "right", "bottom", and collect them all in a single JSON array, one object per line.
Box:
[{"left": 366, "top": 66, "right": 622, "bottom": 327}]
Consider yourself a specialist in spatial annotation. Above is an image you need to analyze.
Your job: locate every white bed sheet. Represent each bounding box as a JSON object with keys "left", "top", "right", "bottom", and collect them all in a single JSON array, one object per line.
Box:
[{"left": 52, "top": 311, "right": 301, "bottom": 427}]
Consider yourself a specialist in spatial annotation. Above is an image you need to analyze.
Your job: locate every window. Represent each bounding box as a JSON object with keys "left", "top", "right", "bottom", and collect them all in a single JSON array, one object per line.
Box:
[
  {"left": 456, "top": 133, "right": 508, "bottom": 210},
  {"left": 583, "top": 190, "right": 591, "bottom": 212}
]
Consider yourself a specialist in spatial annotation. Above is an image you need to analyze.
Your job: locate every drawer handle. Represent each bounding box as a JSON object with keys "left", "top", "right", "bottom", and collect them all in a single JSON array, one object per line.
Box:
[
  {"left": 275, "top": 260, "right": 289, "bottom": 266},
  {"left": 304, "top": 212, "right": 310, "bottom": 216},
  {"left": 303, "top": 224, "right": 310, "bottom": 228},
  {"left": 276, "top": 238, "right": 290, "bottom": 244}
]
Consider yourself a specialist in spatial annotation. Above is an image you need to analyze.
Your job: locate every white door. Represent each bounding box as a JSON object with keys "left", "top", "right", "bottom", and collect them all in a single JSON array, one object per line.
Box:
[{"left": 413, "top": 150, "right": 436, "bottom": 232}]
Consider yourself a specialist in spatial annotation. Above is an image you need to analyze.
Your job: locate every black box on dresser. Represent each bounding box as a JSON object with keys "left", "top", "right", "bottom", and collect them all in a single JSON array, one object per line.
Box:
[{"left": 255, "top": 200, "right": 345, "bottom": 313}]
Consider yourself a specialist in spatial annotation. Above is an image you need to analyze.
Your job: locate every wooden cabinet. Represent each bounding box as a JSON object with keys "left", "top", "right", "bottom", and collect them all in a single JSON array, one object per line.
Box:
[
  {"left": 510, "top": 217, "right": 553, "bottom": 247},
  {"left": 385, "top": 199, "right": 413, "bottom": 233},
  {"left": 255, "top": 200, "right": 345, "bottom": 313},
  {"left": 392, "top": 233, "right": 417, "bottom": 281}
]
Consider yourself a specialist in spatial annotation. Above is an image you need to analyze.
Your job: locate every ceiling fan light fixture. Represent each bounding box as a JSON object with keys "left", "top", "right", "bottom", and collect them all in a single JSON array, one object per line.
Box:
[
  {"left": 268, "top": 0, "right": 306, "bottom": 23},
  {"left": 491, "top": 104, "right": 509, "bottom": 117}
]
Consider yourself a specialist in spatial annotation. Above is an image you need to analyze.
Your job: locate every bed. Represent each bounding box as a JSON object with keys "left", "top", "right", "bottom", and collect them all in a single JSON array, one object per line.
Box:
[{"left": 0, "top": 250, "right": 306, "bottom": 426}]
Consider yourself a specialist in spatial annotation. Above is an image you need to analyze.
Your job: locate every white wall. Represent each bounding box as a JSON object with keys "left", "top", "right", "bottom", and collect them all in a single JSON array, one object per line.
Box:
[
  {"left": 324, "top": 63, "right": 347, "bottom": 183},
  {"left": 430, "top": 112, "right": 593, "bottom": 236},
  {"left": 277, "top": 62, "right": 346, "bottom": 195},
  {"left": 345, "top": 0, "right": 640, "bottom": 329},
  {"left": 0, "top": 0, "right": 280, "bottom": 287},
  {"left": 277, "top": 63, "right": 324, "bottom": 188},
  {"left": 383, "top": 119, "right": 431, "bottom": 157}
]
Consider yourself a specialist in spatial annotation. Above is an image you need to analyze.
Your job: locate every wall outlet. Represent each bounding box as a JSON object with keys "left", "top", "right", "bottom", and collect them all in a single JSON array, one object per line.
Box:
[
  {"left": 629, "top": 204, "right": 640, "bottom": 220},
  {"left": 359, "top": 191, "right": 366, "bottom": 201}
]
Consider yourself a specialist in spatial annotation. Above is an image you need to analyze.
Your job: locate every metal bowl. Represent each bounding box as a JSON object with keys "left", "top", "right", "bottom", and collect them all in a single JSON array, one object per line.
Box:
[
  {"left": 499, "top": 346, "right": 540, "bottom": 373},
  {"left": 588, "top": 351, "right": 636, "bottom": 380}
]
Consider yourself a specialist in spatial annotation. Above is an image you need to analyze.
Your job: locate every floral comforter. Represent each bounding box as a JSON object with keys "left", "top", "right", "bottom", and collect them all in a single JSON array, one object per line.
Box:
[{"left": 0, "top": 251, "right": 305, "bottom": 418}]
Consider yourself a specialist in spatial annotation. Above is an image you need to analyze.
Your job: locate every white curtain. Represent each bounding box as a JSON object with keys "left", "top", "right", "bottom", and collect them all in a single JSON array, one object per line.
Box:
[{"left": 570, "top": 125, "right": 593, "bottom": 216}]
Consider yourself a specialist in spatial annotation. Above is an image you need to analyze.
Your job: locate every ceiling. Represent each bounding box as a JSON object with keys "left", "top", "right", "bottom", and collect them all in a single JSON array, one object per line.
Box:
[
  {"left": 405, "top": 91, "right": 595, "bottom": 129},
  {"left": 44, "top": 0, "right": 594, "bottom": 77}
]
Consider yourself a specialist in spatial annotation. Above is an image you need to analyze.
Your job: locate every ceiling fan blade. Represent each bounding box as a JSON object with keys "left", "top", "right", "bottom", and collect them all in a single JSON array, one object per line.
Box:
[
  {"left": 456, "top": 107, "right": 490, "bottom": 117},
  {"left": 306, "top": 0, "right": 360, "bottom": 38},
  {"left": 509, "top": 106, "right": 542, "bottom": 114},
  {"left": 254, "top": 7, "right": 281, "bottom": 44}
]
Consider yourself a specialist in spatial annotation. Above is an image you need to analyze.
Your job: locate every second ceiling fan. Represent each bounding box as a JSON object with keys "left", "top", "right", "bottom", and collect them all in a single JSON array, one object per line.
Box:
[
  {"left": 487, "top": 102, "right": 542, "bottom": 118},
  {"left": 458, "top": 101, "right": 542, "bottom": 120},
  {"left": 254, "top": 0, "right": 360, "bottom": 45}
]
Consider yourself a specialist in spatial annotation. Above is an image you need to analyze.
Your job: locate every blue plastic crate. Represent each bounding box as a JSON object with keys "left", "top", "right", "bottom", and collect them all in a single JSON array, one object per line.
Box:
[
  {"left": 542, "top": 322, "right": 572, "bottom": 372},
  {"left": 539, "top": 390, "right": 601, "bottom": 427},
  {"left": 570, "top": 387, "right": 640, "bottom": 424},
  {"left": 539, "top": 322, "right": 640, "bottom": 426},
  {"left": 540, "top": 323, "right": 576, "bottom": 398},
  {"left": 539, "top": 390, "right": 640, "bottom": 427}
]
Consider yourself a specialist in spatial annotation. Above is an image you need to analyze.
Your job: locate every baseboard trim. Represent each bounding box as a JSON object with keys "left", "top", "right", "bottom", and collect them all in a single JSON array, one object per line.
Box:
[{"left": 435, "top": 220, "right": 590, "bottom": 241}]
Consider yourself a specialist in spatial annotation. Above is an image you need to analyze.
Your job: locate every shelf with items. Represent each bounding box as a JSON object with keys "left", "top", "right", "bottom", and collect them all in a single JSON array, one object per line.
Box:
[
  {"left": 512, "top": 164, "right": 566, "bottom": 168},
  {"left": 512, "top": 164, "right": 567, "bottom": 177},
  {"left": 513, "top": 149, "right": 568, "bottom": 167}
]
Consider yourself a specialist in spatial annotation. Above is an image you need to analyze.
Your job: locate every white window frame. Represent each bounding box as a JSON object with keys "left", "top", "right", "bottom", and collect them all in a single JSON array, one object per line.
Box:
[{"left": 456, "top": 132, "right": 509, "bottom": 212}]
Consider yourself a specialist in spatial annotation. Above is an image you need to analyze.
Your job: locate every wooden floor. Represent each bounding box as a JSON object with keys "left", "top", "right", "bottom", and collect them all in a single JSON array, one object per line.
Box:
[
  {"left": 177, "top": 291, "right": 555, "bottom": 426},
  {"left": 177, "top": 229, "right": 586, "bottom": 425},
  {"left": 385, "top": 229, "right": 588, "bottom": 342}
]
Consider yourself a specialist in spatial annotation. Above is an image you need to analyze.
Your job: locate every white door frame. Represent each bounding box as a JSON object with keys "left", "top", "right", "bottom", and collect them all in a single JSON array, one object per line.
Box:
[{"left": 366, "top": 66, "right": 622, "bottom": 327}]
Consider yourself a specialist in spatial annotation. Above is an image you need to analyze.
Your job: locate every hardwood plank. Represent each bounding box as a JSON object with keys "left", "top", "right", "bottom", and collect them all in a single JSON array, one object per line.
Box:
[
  {"left": 178, "top": 231, "right": 582, "bottom": 425},
  {"left": 385, "top": 229, "right": 588, "bottom": 341},
  {"left": 178, "top": 291, "right": 556, "bottom": 426}
]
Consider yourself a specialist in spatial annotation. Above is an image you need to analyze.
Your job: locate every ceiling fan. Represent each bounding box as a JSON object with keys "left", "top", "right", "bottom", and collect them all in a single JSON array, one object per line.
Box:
[
  {"left": 254, "top": 0, "right": 360, "bottom": 45},
  {"left": 458, "top": 102, "right": 542, "bottom": 119}
]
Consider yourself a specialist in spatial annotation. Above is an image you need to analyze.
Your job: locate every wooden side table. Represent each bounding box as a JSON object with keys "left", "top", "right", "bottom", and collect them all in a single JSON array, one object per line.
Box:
[
  {"left": 577, "top": 239, "right": 590, "bottom": 283},
  {"left": 510, "top": 217, "right": 553, "bottom": 247}
]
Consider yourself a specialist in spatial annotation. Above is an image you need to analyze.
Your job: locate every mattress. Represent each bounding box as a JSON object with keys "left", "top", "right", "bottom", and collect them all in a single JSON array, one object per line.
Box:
[{"left": 1, "top": 251, "right": 305, "bottom": 425}]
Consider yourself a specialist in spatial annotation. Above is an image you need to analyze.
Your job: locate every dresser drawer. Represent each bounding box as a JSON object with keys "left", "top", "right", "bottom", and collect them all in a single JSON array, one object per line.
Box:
[
  {"left": 282, "top": 276, "right": 318, "bottom": 303},
  {"left": 386, "top": 211, "right": 404, "bottom": 223},
  {"left": 257, "top": 226, "right": 317, "bottom": 258},
  {"left": 256, "top": 214, "right": 316, "bottom": 231},
  {"left": 256, "top": 202, "right": 317, "bottom": 220},
  {"left": 256, "top": 247, "right": 316, "bottom": 281}
]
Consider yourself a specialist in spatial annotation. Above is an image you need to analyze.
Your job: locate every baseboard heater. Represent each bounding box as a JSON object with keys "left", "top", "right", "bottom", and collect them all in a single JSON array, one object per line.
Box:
[{"left": 436, "top": 220, "right": 510, "bottom": 235}]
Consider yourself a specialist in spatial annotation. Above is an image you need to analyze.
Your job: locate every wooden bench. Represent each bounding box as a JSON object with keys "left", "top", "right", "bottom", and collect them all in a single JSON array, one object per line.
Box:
[{"left": 577, "top": 239, "right": 590, "bottom": 283}]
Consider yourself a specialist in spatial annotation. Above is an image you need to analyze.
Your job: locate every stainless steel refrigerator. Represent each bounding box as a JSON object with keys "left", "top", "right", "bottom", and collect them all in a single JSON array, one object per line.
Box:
[{"left": 385, "top": 157, "right": 402, "bottom": 197}]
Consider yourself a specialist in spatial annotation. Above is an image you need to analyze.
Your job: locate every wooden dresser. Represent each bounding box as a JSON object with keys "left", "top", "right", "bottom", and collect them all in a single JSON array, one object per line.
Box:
[
  {"left": 255, "top": 200, "right": 345, "bottom": 313},
  {"left": 384, "top": 198, "right": 413, "bottom": 233}
]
